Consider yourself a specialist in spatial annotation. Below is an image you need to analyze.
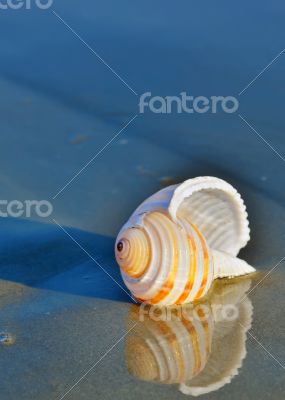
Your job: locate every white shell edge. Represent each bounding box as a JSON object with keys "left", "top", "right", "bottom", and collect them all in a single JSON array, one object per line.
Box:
[
  {"left": 121, "top": 176, "right": 250, "bottom": 258},
  {"left": 168, "top": 177, "right": 250, "bottom": 256}
]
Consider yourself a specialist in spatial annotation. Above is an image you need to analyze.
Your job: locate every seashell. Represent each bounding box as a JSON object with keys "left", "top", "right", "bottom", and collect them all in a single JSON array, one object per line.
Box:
[
  {"left": 125, "top": 277, "right": 253, "bottom": 395},
  {"left": 115, "top": 176, "right": 255, "bottom": 305}
]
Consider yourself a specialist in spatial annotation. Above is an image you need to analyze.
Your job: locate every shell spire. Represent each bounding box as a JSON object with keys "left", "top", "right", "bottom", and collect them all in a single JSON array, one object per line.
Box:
[{"left": 115, "top": 176, "right": 256, "bottom": 306}]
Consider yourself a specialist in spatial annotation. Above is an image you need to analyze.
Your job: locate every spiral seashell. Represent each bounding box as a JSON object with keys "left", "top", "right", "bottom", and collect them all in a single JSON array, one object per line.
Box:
[
  {"left": 125, "top": 277, "right": 253, "bottom": 395},
  {"left": 115, "top": 176, "right": 256, "bottom": 305}
]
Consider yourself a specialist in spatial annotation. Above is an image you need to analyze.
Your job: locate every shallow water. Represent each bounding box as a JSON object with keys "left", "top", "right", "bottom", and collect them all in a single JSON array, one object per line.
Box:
[{"left": 0, "top": 1, "right": 284, "bottom": 399}]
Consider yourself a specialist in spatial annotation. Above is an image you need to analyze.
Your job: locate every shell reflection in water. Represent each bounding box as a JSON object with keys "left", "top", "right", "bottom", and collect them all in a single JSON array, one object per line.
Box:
[{"left": 125, "top": 277, "right": 253, "bottom": 396}]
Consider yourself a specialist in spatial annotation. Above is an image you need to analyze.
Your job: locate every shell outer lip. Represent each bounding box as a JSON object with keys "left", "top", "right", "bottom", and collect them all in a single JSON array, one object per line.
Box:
[{"left": 168, "top": 176, "right": 250, "bottom": 255}]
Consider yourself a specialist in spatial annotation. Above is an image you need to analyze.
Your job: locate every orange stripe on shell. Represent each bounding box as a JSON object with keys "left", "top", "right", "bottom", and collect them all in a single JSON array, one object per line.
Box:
[
  {"left": 190, "top": 223, "right": 209, "bottom": 300},
  {"left": 149, "top": 212, "right": 179, "bottom": 305},
  {"left": 175, "top": 222, "right": 197, "bottom": 304}
]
